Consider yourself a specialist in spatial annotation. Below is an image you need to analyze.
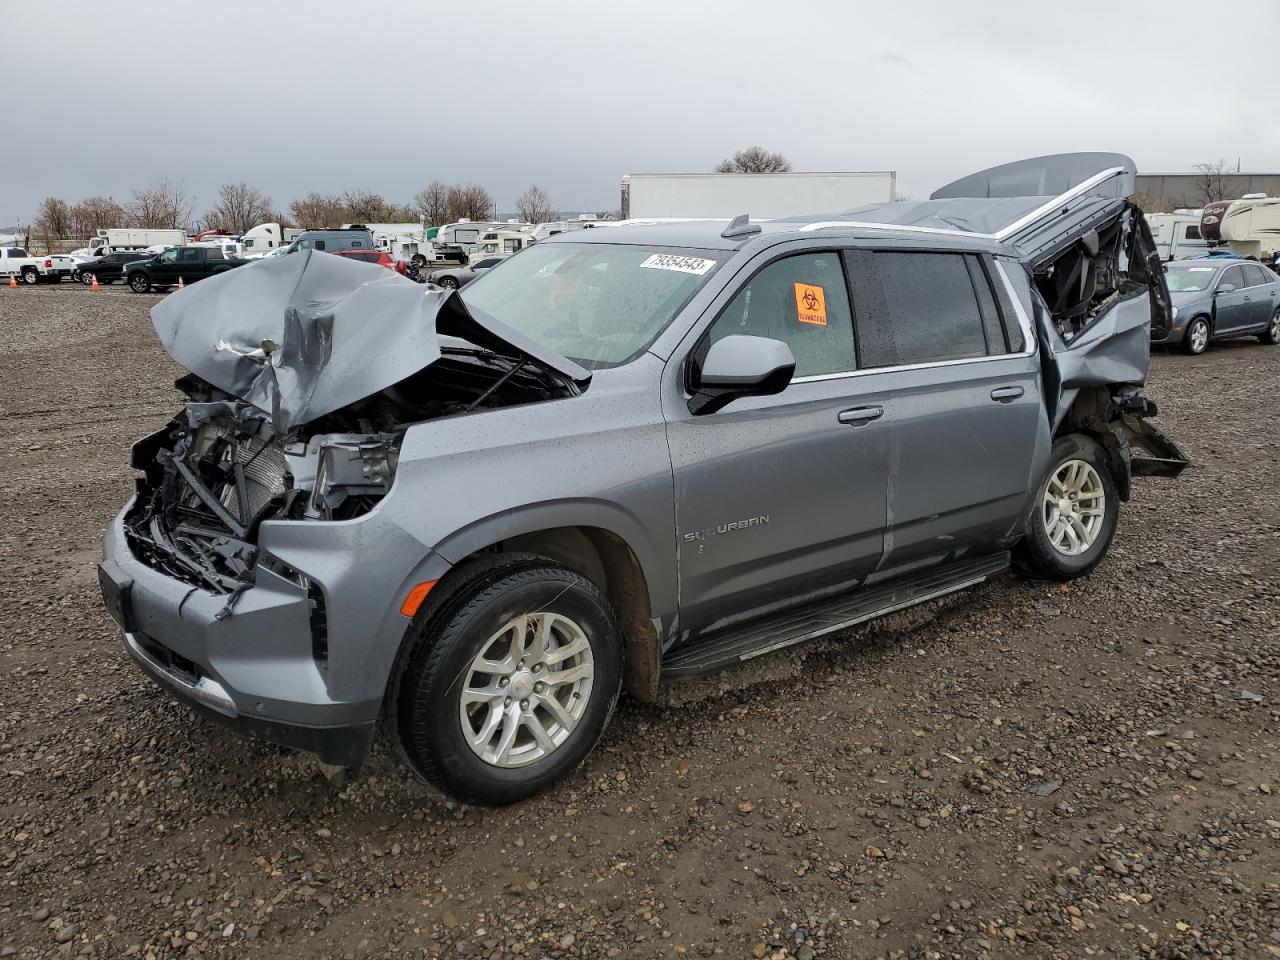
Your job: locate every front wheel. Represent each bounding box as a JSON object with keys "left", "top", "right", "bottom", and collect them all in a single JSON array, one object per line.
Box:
[
  {"left": 1014, "top": 433, "right": 1120, "bottom": 580},
  {"left": 437, "top": 275, "right": 459, "bottom": 289},
  {"left": 128, "top": 273, "right": 150, "bottom": 293},
  {"left": 1259, "top": 308, "right": 1280, "bottom": 345},
  {"left": 394, "top": 559, "right": 623, "bottom": 806},
  {"left": 1183, "top": 316, "right": 1210, "bottom": 355},
  {"left": 79, "top": 272, "right": 94, "bottom": 286}
]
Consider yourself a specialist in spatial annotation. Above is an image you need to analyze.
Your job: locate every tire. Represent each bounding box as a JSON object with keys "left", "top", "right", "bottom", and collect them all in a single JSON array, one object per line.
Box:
[
  {"left": 20, "top": 268, "right": 38, "bottom": 285},
  {"left": 1014, "top": 433, "right": 1120, "bottom": 581},
  {"left": 394, "top": 558, "right": 623, "bottom": 806},
  {"left": 1183, "top": 315, "right": 1210, "bottom": 355},
  {"left": 411, "top": 254, "right": 427, "bottom": 268},
  {"left": 1259, "top": 308, "right": 1280, "bottom": 345},
  {"left": 128, "top": 273, "right": 150, "bottom": 293},
  {"left": 79, "top": 272, "right": 93, "bottom": 286},
  {"left": 437, "top": 275, "right": 460, "bottom": 289}
]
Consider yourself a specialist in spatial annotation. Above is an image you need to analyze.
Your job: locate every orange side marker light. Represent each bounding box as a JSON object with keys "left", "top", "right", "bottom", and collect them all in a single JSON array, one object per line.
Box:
[{"left": 400, "top": 580, "right": 438, "bottom": 618}]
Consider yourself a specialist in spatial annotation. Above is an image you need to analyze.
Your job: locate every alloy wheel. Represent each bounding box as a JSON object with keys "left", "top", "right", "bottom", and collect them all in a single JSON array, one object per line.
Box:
[
  {"left": 458, "top": 612, "right": 595, "bottom": 768},
  {"left": 1189, "top": 319, "right": 1209, "bottom": 354},
  {"left": 1042, "top": 459, "right": 1106, "bottom": 557}
]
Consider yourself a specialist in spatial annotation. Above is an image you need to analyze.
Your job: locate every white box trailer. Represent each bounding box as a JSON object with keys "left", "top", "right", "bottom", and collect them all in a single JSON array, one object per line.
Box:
[
  {"left": 88, "top": 228, "right": 187, "bottom": 255},
  {"left": 620, "top": 171, "right": 897, "bottom": 220}
]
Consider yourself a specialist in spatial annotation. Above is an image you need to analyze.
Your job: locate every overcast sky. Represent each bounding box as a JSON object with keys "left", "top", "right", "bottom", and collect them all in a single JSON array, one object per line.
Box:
[{"left": 7, "top": 0, "right": 1279, "bottom": 225}]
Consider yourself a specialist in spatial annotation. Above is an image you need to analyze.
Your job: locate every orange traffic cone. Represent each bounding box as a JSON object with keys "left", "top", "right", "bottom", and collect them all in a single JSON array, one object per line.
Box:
[
  {"left": 90, "top": 274, "right": 100, "bottom": 292},
  {"left": 177, "top": 276, "right": 185, "bottom": 290},
  {"left": 7, "top": 275, "right": 15, "bottom": 289}
]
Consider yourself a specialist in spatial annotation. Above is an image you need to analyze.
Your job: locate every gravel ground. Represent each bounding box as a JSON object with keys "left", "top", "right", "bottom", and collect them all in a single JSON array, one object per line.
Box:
[{"left": 0, "top": 283, "right": 1277, "bottom": 960}]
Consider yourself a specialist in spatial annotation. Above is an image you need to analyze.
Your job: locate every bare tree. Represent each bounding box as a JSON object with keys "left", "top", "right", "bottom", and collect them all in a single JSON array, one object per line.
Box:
[
  {"left": 33, "top": 197, "right": 73, "bottom": 243},
  {"left": 1192, "top": 160, "right": 1231, "bottom": 206},
  {"left": 202, "top": 182, "right": 275, "bottom": 234},
  {"left": 127, "top": 178, "right": 194, "bottom": 230},
  {"left": 340, "top": 190, "right": 393, "bottom": 223},
  {"left": 446, "top": 184, "right": 496, "bottom": 222},
  {"left": 70, "top": 196, "right": 127, "bottom": 240},
  {"left": 715, "top": 146, "right": 792, "bottom": 174},
  {"left": 1130, "top": 188, "right": 1167, "bottom": 214},
  {"left": 514, "top": 185, "right": 555, "bottom": 224},
  {"left": 289, "top": 192, "right": 345, "bottom": 228},
  {"left": 413, "top": 181, "right": 450, "bottom": 226}
]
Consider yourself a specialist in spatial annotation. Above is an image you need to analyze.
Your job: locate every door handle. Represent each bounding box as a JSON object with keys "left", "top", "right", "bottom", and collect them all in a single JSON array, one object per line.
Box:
[
  {"left": 838, "top": 405, "right": 883, "bottom": 425},
  {"left": 990, "top": 386, "right": 1024, "bottom": 402}
]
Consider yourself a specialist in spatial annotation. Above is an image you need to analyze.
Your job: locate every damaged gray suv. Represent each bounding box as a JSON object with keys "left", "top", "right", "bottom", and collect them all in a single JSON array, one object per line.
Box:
[{"left": 100, "top": 153, "right": 1187, "bottom": 805}]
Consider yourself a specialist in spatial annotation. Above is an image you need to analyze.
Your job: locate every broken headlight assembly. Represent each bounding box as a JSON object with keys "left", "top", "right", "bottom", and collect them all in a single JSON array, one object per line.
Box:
[{"left": 284, "top": 434, "right": 400, "bottom": 521}]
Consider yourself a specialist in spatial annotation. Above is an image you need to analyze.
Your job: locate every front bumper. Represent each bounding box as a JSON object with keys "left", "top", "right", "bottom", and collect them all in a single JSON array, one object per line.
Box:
[{"left": 101, "top": 499, "right": 449, "bottom": 768}]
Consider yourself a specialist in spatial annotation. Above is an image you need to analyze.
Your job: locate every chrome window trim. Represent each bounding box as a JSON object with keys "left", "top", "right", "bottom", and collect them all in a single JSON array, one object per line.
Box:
[{"left": 790, "top": 258, "right": 1037, "bottom": 385}]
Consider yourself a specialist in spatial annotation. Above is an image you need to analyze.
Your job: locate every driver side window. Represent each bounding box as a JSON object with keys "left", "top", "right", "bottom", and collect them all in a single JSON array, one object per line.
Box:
[
  {"left": 707, "top": 252, "right": 855, "bottom": 378},
  {"left": 1218, "top": 265, "right": 1242, "bottom": 292}
]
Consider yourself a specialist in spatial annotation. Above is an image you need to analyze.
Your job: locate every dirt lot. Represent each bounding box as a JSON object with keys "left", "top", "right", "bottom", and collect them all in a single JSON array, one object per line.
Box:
[{"left": 0, "top": 283, "right": 1277, "bottom": 960}]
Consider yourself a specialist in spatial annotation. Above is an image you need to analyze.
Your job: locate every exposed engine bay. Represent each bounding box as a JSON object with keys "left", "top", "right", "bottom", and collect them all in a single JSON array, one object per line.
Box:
[{"left": 125, "top": 350, "right": 576, "bottom": 593}]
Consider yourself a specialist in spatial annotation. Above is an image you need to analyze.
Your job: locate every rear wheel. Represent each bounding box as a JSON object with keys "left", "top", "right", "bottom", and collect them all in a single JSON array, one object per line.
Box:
[
  {"left": 20, "top": 268, "right": 38, "bottom": 285},
  {"left": 1259, "top": 308, "right": 1280, "bottom": 345},
  {"left": 394, "top": 559, "right": 622, "bottom": 805},
  {"left": 128, "top": 273, "right": 150, "bottom": 293},
  {"left": 1183, "top": 316, "right": 1210, "bottom": 355},
  {"left": 1015, "top": 433, "right": 1120, "bottom": 580}
]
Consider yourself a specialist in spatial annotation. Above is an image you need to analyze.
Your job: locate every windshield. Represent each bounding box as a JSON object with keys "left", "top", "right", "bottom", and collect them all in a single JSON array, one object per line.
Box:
[
  {"left": 1164, "top": 263, "right": 1218, "bottom": 292},
  {"left": 460, "top": 243, "right": 726, "bottom": 368}
]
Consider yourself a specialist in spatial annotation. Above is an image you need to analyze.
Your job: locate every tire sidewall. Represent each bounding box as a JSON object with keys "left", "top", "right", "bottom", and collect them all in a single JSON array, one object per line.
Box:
[
  {"left": 1185, "top": 316, "right": 1209, "bottom": 354},
  {"left": 399, "top": 570, "right": 622, "bottom": 804},
  {"left": 21, "top": 268, "right": 38, "bottom": 285},
  {"left": 1023, "top": 434, "right": 1119, "bottom": 579},
  {"left": 1263, "top": 309, "right": 1280, "bottom": 345},
  {"left": 129, "top": 274, "right": 149, "bottom": 293}
]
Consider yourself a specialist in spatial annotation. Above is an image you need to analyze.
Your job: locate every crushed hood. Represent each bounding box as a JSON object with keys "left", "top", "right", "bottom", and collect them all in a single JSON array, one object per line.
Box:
[{"left": 150, "top": 250, "right": 590, "bottom": 431}]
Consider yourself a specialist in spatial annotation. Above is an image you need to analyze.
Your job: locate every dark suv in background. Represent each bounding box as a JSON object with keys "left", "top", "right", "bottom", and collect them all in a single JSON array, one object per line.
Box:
[
  {"left": 102, "top": 152, "right": 1187, "bottom": 805},
  {"left": 126, "top": 246, "right": 245, "bottom": 293}
]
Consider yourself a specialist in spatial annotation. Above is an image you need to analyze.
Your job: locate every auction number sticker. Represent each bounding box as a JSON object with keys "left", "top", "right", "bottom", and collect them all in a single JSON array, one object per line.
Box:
[{"left": 639, "top": 254, "right": 716, "bottom": 275}]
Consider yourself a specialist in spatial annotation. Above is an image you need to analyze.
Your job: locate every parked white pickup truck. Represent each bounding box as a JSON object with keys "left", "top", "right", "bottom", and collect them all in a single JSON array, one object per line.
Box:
[{"left": 0, "top": 247, "right": 77, "bottom": 284}]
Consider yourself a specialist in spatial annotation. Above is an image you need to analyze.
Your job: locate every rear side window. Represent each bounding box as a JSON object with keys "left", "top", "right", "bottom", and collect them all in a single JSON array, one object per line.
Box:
[
  {"left": 1243, "top": 263, "right": 1270, "bottom": 286},
  {"left": 846, "top": 251, "right": 988, "bottom": 367},
  {"left": 990, "top": 259, "right": 1029, "bottom": 353},
  {"left": 708, "top": 251, "right": 855, "bottom": 378}
]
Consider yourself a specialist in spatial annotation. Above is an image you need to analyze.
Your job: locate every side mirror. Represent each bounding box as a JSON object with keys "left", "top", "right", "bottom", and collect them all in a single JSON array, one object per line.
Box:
[
  {"left": 689, "top": 334, "right": 795, "bottom": 415},
  {"left": 1216, "top": 283, "right": 1236, "bottom": 294}
]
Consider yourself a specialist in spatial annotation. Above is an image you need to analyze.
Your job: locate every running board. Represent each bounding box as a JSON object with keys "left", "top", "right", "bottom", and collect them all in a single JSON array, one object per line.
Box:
[{"left": 661, "top": 552, "right": 1010, "bottom": 677}]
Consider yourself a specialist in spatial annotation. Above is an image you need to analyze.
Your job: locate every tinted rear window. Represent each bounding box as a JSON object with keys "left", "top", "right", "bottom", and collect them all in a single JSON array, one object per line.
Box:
[{"left": 846, "top": 251, "right": 989, "bottom": 367}]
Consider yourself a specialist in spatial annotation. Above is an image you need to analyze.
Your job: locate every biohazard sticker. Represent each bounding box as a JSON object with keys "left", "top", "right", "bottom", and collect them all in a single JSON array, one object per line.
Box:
[
  {"left": 794, "top": 283, "right": 827, "bottom": 326},
  {"left": 639, "top": 254, "right": 716, "bottom": 275}
]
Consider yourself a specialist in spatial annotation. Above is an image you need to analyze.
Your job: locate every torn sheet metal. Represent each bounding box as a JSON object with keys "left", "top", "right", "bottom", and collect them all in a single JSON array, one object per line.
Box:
[
  {"left": 1035, "top": 286, "right": 1152, "bottom": 433},
  {"left": 150, "top": 250, "right": 589, "bottom": 431}
]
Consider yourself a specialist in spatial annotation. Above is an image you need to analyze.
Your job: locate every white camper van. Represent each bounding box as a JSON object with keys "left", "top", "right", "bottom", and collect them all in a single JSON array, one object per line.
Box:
[
  {"left": 241, "top": 223, "right": 303, "bottom": 258},
  {"left": 1147, "top": 211, "right": 1209, "bottom": 261},
  {"left": 470, "top": 225, "right": 536, "bottom": 262}
]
